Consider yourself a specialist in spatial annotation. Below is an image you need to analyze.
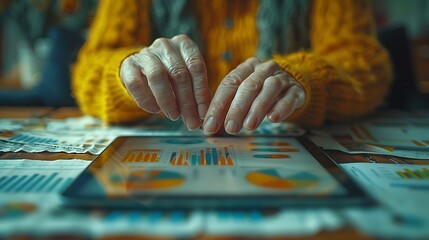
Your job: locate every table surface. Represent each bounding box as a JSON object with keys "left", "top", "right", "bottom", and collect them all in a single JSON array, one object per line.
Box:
[{"left": 0, "top": 107, "right": 373, "bottom": 240}]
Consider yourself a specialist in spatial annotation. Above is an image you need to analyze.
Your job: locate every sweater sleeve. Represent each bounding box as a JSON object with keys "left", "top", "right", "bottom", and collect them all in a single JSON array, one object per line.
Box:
[
  {"left": 71, "top": 0, "right": 152, "bottom": 123},
  {"left": 274, "top": 0, "right": 392, "bottom": 127}
]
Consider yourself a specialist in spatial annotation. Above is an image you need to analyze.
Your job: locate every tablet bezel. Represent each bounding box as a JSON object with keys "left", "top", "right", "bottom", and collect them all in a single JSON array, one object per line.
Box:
[{"left": 62, "top": 136, "right": 374, "bottom": 209}]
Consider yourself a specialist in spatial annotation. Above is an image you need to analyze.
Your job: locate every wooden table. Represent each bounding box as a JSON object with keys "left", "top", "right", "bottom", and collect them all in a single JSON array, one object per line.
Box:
[{"left": 0, "top": 107, "right": 372, "bottom": 240}]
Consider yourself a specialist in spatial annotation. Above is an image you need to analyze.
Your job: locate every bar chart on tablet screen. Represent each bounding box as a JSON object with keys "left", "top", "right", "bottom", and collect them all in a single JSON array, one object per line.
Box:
[{"left": 169, "top": 146, "right": 235, "bottom": 166}]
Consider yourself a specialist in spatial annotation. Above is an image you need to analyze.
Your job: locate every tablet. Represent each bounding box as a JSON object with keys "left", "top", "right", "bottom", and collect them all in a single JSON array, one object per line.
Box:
[{"left": 62, "top": 136, "right": 373, "bottom": 209}]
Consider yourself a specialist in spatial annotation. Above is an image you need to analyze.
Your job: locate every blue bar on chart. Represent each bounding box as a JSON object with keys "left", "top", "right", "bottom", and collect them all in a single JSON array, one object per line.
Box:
[
  {"left": 0, "top": 176, "right": 7, "bottom": 186},
  {"left": 170, "top": 211, "right": 185, "bottom": 223},
  {"left": 0, "top": 175, "right": 18, "bottom": 191},
  {"left": 205, "top": 148, "right": 212, "bottom": 165},
  {"left": 191, "top": 154, "right": 197, "bottom": 166},
  {"left": 212, "top": 148, "right": 218, "bottom": 165},
  {"left": 60, "top": 178, "right": 74, "bottom": 191},
  {"left": 47, "top": 177, "right": 63, "bottom": 192},
  {"left": 22, "top": 174, "right": 41, "bottom": 193},
  {"left": 4, "top": 175, "right": 27, "bottom": 192},
  {"left": 13, "top": 175, "right": 32, "bottom": 192},
  {"left": 35, "top": 172, "right": 58, "bottom": 192},
  {"left": 18, "top": 174, "right": 39, "bottom": 193}
]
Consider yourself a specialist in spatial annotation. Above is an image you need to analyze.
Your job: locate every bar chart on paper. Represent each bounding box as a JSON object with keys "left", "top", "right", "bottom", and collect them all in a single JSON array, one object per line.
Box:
[
  {"left": 169, "top": 146, "right": 235, "bottom": 166},
  {"left": 0, "top": 160, "right": 89, "bottom": 194},
  {"left": 0, "top": 172, "right": 74, "bottom": 193},
  {"left": 396, "top": 167, "right": 429, "bottom": 180},
  {"left": 8, "top": 133, "right": 58, "bottom": 144},
  {"left": 341, "top": 163, "right": 429, "bottom": 192}
]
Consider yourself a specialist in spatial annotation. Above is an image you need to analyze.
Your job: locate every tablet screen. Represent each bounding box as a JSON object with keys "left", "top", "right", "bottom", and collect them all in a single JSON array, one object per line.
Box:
[{"left": 63, "top": 137, "right": 370, "bottom": 208}]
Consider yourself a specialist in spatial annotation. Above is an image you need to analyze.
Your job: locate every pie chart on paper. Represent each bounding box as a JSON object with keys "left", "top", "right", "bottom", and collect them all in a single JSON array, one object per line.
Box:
[{"left": 246, "top": 169, "right": 319, "bottom": 190}]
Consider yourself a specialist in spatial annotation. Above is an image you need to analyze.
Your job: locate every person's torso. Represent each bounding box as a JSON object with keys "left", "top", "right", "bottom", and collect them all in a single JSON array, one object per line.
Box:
[{"left": 194, "top": 0, "right": 260, "bottom": 90}]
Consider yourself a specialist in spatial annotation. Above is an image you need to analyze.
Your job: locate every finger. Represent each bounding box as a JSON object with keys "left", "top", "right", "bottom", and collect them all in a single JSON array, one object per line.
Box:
[
  {"left": 224, "top": 60, "right": 280, "bottom": 134},
  {"left": 121, "top": 57, "right": 160, "bottom": 113},
  {"left": 243, "top": 73, "right": 289, "bottom": 130},
  {"left": 132, "top": 48, "right": 179, "bottom": 121},
  {"left": 172, "top": 35, "right": 210, "bottom": 120},
  {"left": 153, "top": 38, "right": 200, "bottom": 130},
  {"left": 203, "top": 57, "right": 261, "bottom": 135},
  {"left": 267, "top": 84, "right": 306, "bottom": 123}
]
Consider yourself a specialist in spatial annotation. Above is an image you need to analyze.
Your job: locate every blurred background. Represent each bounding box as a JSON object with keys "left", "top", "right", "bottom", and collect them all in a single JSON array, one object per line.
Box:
[
  {"left": 0, "top": 0, "right": 428, "bottom": 109},
  {"left": 0, "top": 0, "right": 96, "bottom": 106}
]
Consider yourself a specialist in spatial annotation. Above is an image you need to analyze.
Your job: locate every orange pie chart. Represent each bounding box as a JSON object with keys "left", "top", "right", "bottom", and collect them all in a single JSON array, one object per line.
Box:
[
  {"left": 247, "top": 169, "right": 319, "bottom": 190},
  {"left": 117, "top": 170, "right": 185, "bottom": 190}
]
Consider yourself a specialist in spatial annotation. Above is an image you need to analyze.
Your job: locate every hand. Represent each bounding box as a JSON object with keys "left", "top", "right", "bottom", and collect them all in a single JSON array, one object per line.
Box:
[
  {"left": 120, "top": 35, "right": 211, "bottom": 130},
  {"left": 203, "top": 57, "right": 305, "bottom": 135}
]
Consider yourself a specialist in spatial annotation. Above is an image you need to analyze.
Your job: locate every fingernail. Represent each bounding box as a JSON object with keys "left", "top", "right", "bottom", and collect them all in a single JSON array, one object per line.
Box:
[
  {"left": 167, "top": 110, "right": 180, "bottom": 121},
  {"left": 294, "top": 88, "right": 305, "bottom": 109},
  {"left": 244, "top": 115, "right": 258, "bottom": 130},
  {"left": 147, "top": 106, "right": 161, "bottom": 114},
  {"left": 198, "top": 104, "right": 208, "bottom": 119},
  {"left": 185, "top": 117, "right": 201, "bottom": 131},
  {"left": 225, "top": 120, "right": 239, "bottom": 134},
  {"left": 268, "top": 111, "right": 280, "bottom": 122},
  {"left": 204, "top": 116, "right": 218, "bottom": 134}
]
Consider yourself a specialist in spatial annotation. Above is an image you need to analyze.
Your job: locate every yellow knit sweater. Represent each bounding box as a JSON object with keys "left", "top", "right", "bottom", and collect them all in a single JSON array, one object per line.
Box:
[{"left": 72, "top": 0, "right": 392, "bottom": 127}]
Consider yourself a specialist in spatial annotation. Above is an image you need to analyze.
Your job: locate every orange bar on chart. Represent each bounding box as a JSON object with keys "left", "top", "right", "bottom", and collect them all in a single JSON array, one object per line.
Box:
[
  {"left": 123, "top": 149, "right": 161, "bottom": 163},
  {"left": 200, "top": 150, "right": 206, "bottom": 165},
  {"left": 177, "top": 150, "right": 183, "bottom": 165},
  {"left": 125, "top": 153, "right": 133, "bottom": 162},
  {"left": 150, "top": 153, "right": 158, "bottom": 162},
  {"left": 396, "top": 171, "right": 409, "bottom": 178},
  {"left": 218, "top": 155, "right": 226, "bottom": 165},
  {"left": 183, "top": 150, "right": 190, "bottom": 165},
  {"left": 143, "top": 153, "right": 150, "bottom": 162},
  {"left": 227, "top": 155, "right": 233, "bottom": 165},
  {"left": 405, "top": 168, "right": 421, "bottom": 179},
  {"left": 135, "top": 153, "right": 143, "bottom": 162},
  {"left": 412, "top": 140, "right": 425, "bottom": 147}
]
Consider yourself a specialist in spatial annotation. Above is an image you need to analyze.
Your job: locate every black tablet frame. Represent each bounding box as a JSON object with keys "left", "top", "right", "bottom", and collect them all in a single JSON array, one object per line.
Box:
[{"left": 62, "top": 136, "right": 374, "bottom": 209}]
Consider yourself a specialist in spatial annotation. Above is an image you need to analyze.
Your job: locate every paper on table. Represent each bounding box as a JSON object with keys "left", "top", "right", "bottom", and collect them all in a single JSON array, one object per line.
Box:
[
  {"left": 340, "top": 163, "right": 429, "bottom": 218},
  {"left": 348, "top": 123, "right": 429, "bottom": 150},
  {"left": 0, "top": 159, "right": 91, "bottom": 195},
  {"left": 0, "top": 115, "right": 305, "bottom": 154},
  {"left": 0, "top": 115, "right": 191, "bottom": 154},
  {"left": 309, "top": 134, "right": 429, "bottom": 160},
  {"left": 311, "top": 110, "right": 429, "bottom": 159}
]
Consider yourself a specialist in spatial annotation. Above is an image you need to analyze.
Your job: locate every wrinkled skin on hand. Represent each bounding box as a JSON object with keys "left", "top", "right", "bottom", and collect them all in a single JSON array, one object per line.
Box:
[
  {"left": 120, "top": 35, "right": 305, "bottom": 134},
  {"left": 203, "top": 57, "right": 305, "bottom": 135}
]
